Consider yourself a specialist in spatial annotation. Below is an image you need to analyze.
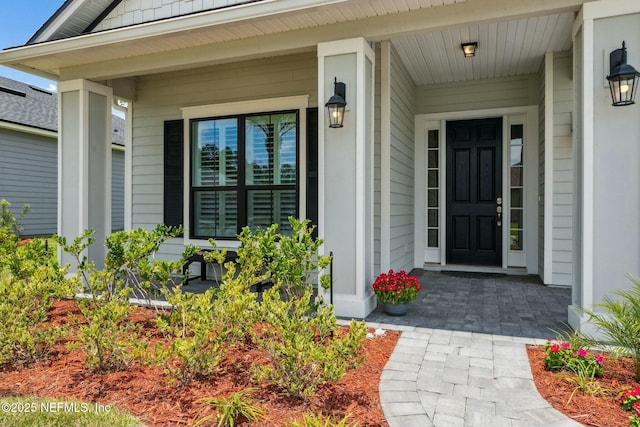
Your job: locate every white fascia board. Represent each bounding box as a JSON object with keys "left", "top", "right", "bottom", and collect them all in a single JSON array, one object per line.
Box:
[
  {"left": 0, "top": 121, "right": 56, "bottom": 139},
  {"left": 582, "top": 0, "right": 640, "bottom": 21},
  {"left": 0, "top": 0, "right": 347, "bottom": 65},
  {"left": 33, "top": 0, "right": 89, "bottom": 44}
]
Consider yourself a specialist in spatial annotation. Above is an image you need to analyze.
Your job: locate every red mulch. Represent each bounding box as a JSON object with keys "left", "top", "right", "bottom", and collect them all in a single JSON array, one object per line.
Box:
[
  {"left": 527, "top": 345, "right": 640, "bottom": 427},
  {"left": 0, "top": 299, "right": 399, "bottom": 427}
]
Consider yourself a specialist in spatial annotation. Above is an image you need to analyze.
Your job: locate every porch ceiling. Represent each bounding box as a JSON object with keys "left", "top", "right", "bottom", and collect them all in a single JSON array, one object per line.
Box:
[
  {"left": 391, "top": 11, "right": 576, "bottom": 86},
  {"left": 0, "top": 0, "right": 584, "bottom": 82}
]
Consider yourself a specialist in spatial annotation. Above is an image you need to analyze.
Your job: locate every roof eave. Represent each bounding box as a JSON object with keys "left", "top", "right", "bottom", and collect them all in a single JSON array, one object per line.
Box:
[{"left": 0, "top": 0, "right": 347, "bottom": 79}]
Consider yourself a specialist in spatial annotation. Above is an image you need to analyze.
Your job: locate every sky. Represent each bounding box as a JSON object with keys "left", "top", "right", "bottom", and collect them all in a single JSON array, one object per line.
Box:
[{"left": 0, "top": 1, "right": 65, "bottom": 91}]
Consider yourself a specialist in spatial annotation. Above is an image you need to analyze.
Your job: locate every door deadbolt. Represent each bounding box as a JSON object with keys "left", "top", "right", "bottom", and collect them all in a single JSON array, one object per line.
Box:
[{"left": 496, "top": 197, "right": 503, "bottom": 205}]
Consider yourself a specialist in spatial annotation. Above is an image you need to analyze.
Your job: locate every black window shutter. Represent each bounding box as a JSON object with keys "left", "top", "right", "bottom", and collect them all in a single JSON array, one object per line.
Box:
[
  {"left": 306, "top": 108, "right": 318, "bottom": 236},
  {"left": 164, "top": 120, "right": 184, "bottom": 228}
]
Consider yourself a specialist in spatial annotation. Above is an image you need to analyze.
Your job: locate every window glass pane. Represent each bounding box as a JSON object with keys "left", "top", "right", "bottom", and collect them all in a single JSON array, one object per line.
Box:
[
  {"left": 427, "top": 170, "right": 438, "bottom": 188},
  {"left": 511, "top": 188, "right": 523, "bottom": 208},
  {"left": 428, "top": 209, "right": 438, "bottom": 228},
  {"left": 510, "top": 124, "right": 523, "bottom": 142},
  {"left": 427, "top": 150, "right": 438, "bottom": 168},
  {"left": 428, "top": 189, "right": 438, "bottom": 207},
  {"left": 247, "top": 189, "right": 297, "bottom": 234},
  {"left": 245, "top": 113, "right": 297, "bottom": 185},
  {"left": 510, "top": 230, "right": 523, "bottom": 251},
  {"left": 510, "top": 209, "right": 523, "bottom": 229},
  {"left": 511, "top": 166, "right": 523, "bottom": 186},
  {"left": 193, "top": 191, "right": 237, "bottom": 238},
  {"left": 510, "top": 145, "right": 523, "bottom": 166},
  {"left": 427, "top": 129, "right": 439, "bottom": 149},
  {"left": 427, "top": 229, "right": 438, "bottom": 248},
  {"left": 192, "top": 119, "right": 238, "bottom": 186}
]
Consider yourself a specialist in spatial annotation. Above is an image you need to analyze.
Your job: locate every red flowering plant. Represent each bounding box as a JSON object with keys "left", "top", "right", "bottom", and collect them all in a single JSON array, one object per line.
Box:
[
  {"left": 621, "top": 386, "right": 640, "bottom": 427},
  {"left": 372, "top": 269, "right": 422, "bottom": 305},
  {"left": 543, "top": 340, "right": 604, "bottom": 377}
]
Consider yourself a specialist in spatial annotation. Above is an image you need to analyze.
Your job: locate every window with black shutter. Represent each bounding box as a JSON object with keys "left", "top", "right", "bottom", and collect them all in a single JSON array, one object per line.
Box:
[
  {"left": 164, "top": 120, "right": 184, "bottom": 228},
  {"left": 190, "top": 110, "right": 299, "bottom": 239}
]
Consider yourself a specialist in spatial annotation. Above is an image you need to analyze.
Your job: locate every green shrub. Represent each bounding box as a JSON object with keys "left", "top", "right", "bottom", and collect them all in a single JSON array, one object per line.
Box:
[
  {"left": 58, "top": 225, "right": 183, "bottom": 372},
  {"left": 153, "top": 286, "right": 226, "bottom": 387},
  {"left": 0, "top": 200, "right": 71, "bottom": 367},
  {"left": 193, "top": 388, "right": 265, "bottom": 427},
  {"left": 580, "top": 275, "right": 640, "bottom": 381}
]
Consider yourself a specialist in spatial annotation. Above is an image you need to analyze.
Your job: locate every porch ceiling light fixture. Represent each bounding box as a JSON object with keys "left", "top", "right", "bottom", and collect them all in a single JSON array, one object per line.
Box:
[
  {"left": 461, "top": 42, "right": 478, "bottom": 58},
  {"left": 606, "top": 41, "right": 640, "bottom": 106},
  {"left": 325, "top": 77, "right": 347, "bottom": 128}
]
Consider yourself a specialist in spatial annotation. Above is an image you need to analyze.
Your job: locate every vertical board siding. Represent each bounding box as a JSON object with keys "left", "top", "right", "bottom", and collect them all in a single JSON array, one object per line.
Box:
[
  {"left": 389, "top": 45, "right": 415, "bottom": 271},
  {"left": 0, "top": 129, "right": 57, "bottom": 236},
  {"left": 551, "top": 53, "right": 573, "bottom": 286},
  {"left": 112, "top": 149, "right": 125, "bottom": 231},
  {"left": 130, "top": 52, "right": 317, "bottom": 259},
  {"left": 538, "top": 61, "right": 546, "bottom": 280},
  {"left": 373, "top": 43, "right": 382, "bottom": 274},
  {"left": 415, "top": 74, "right": 538, "bottom": 114}
]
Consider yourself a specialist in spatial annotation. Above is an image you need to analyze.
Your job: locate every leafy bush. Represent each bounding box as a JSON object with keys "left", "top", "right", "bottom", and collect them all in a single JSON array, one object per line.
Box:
[
  {"left": 193, "top": 388, "right": 265, "bottom": 427},
  {"left": 580, "top": 275, "right": 640, "bottom": 381},
  {"left": 0, "top": 200, "right": 71, "bottom": 367},
  {"left": 153, "top": 286, "right": 227, "bottom": 387},
  {"left": 58, "top": 225, "right": 183, "bottom": 372}
]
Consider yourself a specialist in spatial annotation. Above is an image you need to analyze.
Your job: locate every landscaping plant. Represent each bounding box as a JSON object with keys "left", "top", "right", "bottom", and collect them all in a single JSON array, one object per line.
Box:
[
  {"left": 543, "top": 340, "right": 604, "bottom": 377},
  {"left": 244, "top": 220, "right": 367, "bottom": 397},
  {"left": 58, "top": 225, "right": 184, "bottom": 372},
  {"left": 580, "top": 275, "right": 640, "bottom": 381},
  {"left": 193, "top": 388, "right": 265, "bottom": 427},
  {"left": 372, "top": 269, "right": 422, "bottom": 304},
  {"left": 0, "top": 200, "right": 72, "bottom": 367},
  {"left": 621, "top": 386, "right": 640, "bottom": 427},
  {"left": 289, "top": 412, "right": 357, "bottom": 427}
]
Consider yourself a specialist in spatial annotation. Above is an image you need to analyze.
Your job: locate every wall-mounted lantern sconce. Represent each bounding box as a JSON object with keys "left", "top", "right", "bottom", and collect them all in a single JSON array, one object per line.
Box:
[
  {"left": 461, "top": 42, "right": 478, "bottom": 58},
  {"left": 325, "top": 77, "right": 347, "bottom": 128},
  {"left": 606, "top": 41, "right": 640, "bottom": 106}
]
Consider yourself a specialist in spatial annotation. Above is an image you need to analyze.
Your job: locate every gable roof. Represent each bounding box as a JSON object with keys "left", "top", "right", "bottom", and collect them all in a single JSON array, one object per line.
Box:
[
  {"left": 0, "top": 75, "right": 125, "bottom": 145},
  {"left": 26, "top": 0, "right": 260, "bottom": 45}
]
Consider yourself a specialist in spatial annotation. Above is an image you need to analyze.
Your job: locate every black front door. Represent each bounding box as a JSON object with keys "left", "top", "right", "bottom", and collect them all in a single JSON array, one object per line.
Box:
[{"left": 446, "top": 118, "right": 502, "bottom": 266}]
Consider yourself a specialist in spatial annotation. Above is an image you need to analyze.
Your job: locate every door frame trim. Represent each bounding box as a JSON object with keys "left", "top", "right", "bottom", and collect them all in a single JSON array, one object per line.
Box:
[{"left": 414, "top": 106, "right": 539, "bottom": 273}]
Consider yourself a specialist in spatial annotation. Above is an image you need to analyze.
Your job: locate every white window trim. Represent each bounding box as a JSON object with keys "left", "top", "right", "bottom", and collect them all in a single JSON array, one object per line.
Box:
[{"left": 181, "top": 95, "right": 309, "bottom": 247}]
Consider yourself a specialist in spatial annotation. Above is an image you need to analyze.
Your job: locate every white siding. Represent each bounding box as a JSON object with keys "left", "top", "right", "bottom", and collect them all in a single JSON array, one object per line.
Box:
[
  {"left": 0, "top": 129, "right": 57, "bottom": 236},
  {"left": 93, "top": 0, "right": 250, "bottom": 32},
  {"left": 551, "top": 52, "right": 573, "bottom": 286},
  {"left": 415, "top": 74, "right": 539, "bottom": 114},
  {"left": 389, "top": 45, "right": 415, "bottom": 271},
  {"left": 130, "top": 52, "right": 317, "bottom": 259}
]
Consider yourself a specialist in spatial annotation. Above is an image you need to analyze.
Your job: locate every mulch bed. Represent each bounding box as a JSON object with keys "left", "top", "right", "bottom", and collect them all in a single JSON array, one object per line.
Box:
[
  {"left": 0, "top": 299, "right": 399, "bottom": 426},
  {"left": 527, "top": 345, "right": 640, "bottom": 427}
]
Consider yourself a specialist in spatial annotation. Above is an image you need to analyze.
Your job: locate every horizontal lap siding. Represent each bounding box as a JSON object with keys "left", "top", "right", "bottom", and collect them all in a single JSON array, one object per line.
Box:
[
  {"left": 0, "top": 129, "right": 57, "bottom": 236},
  {"left": 112, "top": 149, "right": 125, "bottom": 231},
  {"left": 389, "top": 46, "right": 415, "bottom": 271},
  {"left": 415, "top": 75, "right": 538, "bottom": 114},
  {"left": 552, "top": 53, "right": 573, "bottom": 286},
  {"left": 131, "top": 53, "right": 317, "bottom": 259}
]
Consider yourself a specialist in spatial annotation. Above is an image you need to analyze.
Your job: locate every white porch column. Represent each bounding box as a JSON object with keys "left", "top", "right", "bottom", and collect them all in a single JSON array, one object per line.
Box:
[
  {"left": 58, "top": 79, "right": 113, "bottom": 269},
  {"left": 318, "top": 38, "right": 376, "bottom": 318}
]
